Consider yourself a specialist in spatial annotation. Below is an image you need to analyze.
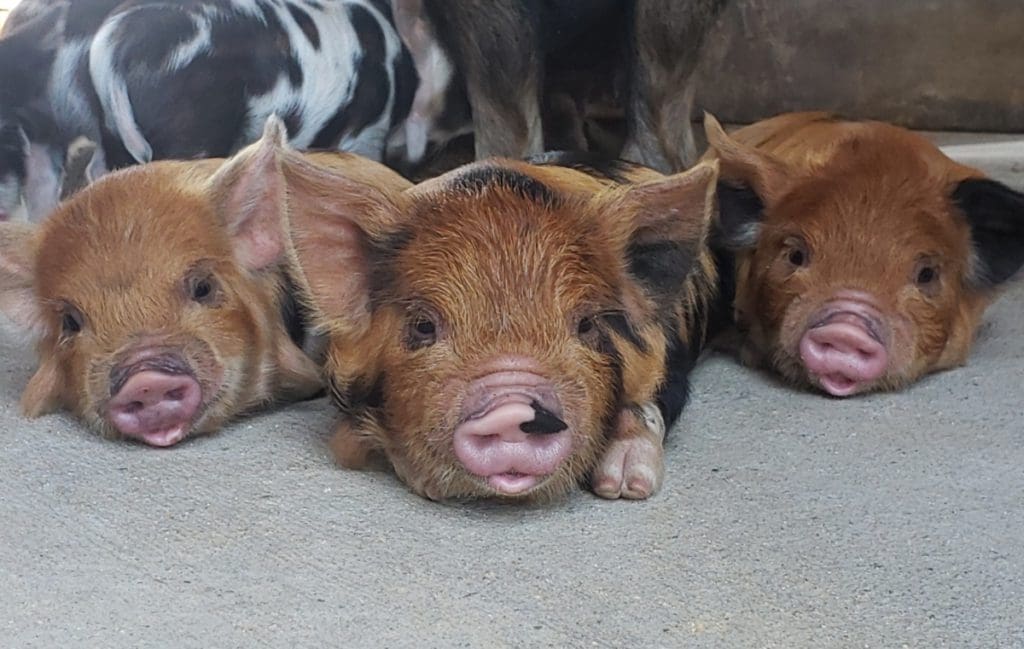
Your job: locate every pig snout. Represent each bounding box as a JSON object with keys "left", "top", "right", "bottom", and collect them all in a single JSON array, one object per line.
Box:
[
  {"left": 453, "top": 367, "right": 573, "bottom": 496},
  {"left": 799, "top": 296, "right": 889, "bottom": 397},
  {"left": 107, "top": 353, "right": 202, "bottom": 447}
]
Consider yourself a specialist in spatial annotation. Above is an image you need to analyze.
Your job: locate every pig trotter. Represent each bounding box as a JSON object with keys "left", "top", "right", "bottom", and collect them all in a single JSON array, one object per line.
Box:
[
  {"left": 591, "top": 403, "right": 666, "bottom": 500},
  {"left": 519, "top": 400, "right": 568, "bottom": 435}
]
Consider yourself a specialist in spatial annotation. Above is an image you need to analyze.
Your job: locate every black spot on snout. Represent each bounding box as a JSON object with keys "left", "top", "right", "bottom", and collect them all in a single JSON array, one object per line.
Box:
[
  {"left": 520, "top": 400, "right": 568, "bottom": 435},
  {"left": 449, "top": 166, "right": 561, "bottom": 208}
]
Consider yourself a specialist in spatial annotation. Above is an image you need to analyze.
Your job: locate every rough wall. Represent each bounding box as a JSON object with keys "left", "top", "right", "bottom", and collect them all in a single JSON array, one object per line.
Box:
[{"left": 696, "top": 0, "right": 1024, "bottom": 131}]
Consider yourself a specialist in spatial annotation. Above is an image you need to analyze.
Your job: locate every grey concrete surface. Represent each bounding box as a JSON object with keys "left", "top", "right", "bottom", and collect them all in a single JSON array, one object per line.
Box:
[{"left": 2, "top": 138, "right": 1023, "bottom": 649}]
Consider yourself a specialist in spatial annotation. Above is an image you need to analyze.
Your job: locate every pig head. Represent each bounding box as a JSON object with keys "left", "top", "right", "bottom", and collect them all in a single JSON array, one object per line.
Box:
[
  {"left": 282, "top": 153, "right": 718, "bottom": 502},
  {"left": 705, "top": 112, "right": 1024, "bottom": 396},
  {"left": 0, "top": 118, "right": 329, "bottom": 446}
]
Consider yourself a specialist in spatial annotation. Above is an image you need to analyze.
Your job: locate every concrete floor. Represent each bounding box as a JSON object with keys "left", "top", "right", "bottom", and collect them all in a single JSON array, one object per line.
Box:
[{"left": 1, "top": 137, "right": 1022, "bottom": 648}]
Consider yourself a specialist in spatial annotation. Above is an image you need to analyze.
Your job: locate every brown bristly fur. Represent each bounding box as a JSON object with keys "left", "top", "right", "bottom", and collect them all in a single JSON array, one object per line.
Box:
[
  {"left": 285, "top": 153, "right": 719, "bottom": 502},
  {"left": 0, "top": 120, "right": 411, "bottom": 442},
  {"left": 704, "top": 111, "right": 1012, "bottom": 393}
]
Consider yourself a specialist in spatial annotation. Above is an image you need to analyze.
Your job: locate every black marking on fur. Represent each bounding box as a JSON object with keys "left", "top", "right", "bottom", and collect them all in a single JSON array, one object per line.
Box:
[
  {"left": 103, "top": 2, "right": 305, "bottom": 160},
  {"left": 311, "top": 4, "right": 389, "bottom": 149},
  {"left": 654, "top": 328, "right": 695, "bottom": 433},
  {"left": 952, "top": 178, "right": 1024, "bottom": 288},
  {"left": 627, "top": 240, "right": 696, "bottom": 305},
  {"left": 520, "top": 401, "right": 568, "bottom": 435},
  {"left": 713, "top": 181, "right": 764, "bottom": 251},
  {"left": 600, "top": 311, "right": 647, "bottom": 354},
  {"left": 528, "top": 151, "right": 643, "bottom": 185},
  {"left": 279, "top": 271, "right": 310, "bottom": 348},
  {"left": 329, "top": 372, "right": 384, "bottom": 415},
  {"left": 286, "top": 2, "right": 321, "bottom": 50},
  {"left": 448, "top": 166, "right": 560, "bottom": 207},
  {"left": 594, "top": 326, "right": 627, "bottom": 440}
]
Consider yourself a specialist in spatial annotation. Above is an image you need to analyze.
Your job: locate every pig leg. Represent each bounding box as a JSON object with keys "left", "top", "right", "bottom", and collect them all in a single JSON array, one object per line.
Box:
[
  {"left": 591, "top": 402, "right": 666, "bottom": 500},
  {"left": 421, "top": 0, "right": 544, "bottom": 159},
  {"left": 621, "top": 0, "right": 727, "bottom": 172}
]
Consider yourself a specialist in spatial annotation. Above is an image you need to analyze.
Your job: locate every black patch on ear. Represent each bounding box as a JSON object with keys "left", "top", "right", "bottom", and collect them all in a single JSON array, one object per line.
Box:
[
  {"left": 368, "top": 227, "right": 415, "bottom": 307},
  {"left": 527, "top": 151, "right": 643, "bottom": 185},
  {"left": 952, "top": 178, "right": 1024, "bottom": 288},
  {"left": 626, "top": 240, "right": 696, "bottom": 305},
  {"left": 520, "top": 401, "right": 568, "bottom": 435},
  {"left": 713, "top": 181, "right": 764, "bottom": 251},
  {"left": 448, "top": 166, "right": 560, "bottom": 208}
]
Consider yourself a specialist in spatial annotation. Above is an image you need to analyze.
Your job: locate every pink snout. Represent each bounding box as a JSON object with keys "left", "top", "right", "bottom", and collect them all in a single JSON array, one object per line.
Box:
[
  {"left": 799, "top": 305, "right": 889, "bottom": 397},
  {"left": 453, "top": 369, "right": 573, "bottom": 496},
  {"left": 107, "top": 370, "right": 202, "bottom": 447}
]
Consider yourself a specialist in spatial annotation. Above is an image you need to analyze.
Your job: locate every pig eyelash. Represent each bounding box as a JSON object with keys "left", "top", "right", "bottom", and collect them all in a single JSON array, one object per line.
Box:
[
  {"left": 912, "top": 258, "right": 942, "bottom": 297},
  {"left": 184, "top": 271, "right": 222, "bottom": 307},
  {"left": 58, "top": 303, "right": 85, "bottom": 340},
  {"left": 781, "top": 236, "right": 811, "bottom": 269},
  {"left": 404, "top": 309, "right": 442, "bottom": 350}
]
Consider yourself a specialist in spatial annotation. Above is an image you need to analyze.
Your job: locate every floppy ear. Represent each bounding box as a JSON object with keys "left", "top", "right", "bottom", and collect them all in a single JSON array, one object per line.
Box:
[
  {"left": 0, "top": 222, "right": 47, "bottom": 339},
  {"left": 280, "top": 150, "right": 404, "bottom": 336},
  {"left": 613, "top": 161, "right": 719, "bottom": 302},
  {"left": 207, "top": 116, "right": 290, "bottom": 271},
  {"left": 703, "top": 113, "right": 792, "bottom": 250},
  {"left": 951, "top": 178, "right": 1024, "bottom": 288}
]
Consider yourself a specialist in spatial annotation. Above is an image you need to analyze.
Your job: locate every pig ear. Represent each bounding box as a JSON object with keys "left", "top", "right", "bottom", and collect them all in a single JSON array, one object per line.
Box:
[
  {"left": 207, "top": 116, "right": 290, "bottom": 271},
  {"left": 703, "top": 113, "right": 790, "bottom": 250},
  {"left": 952, "top": 178, "right": 1024, "bottom": 288},
  {"left": 280, "top": 151, "right": 403, "bottom": 334},
  {"left": 617, "top": 161, "right": 718, "bottom": 301},
  {"left": 0, "top": 222, "right": 47, "bottom": 338}
]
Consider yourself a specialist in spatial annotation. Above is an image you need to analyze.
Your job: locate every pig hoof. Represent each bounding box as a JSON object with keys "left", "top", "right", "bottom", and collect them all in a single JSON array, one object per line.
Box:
[{"left": 591, "top": 404, "right": 665, "bottom": 500}]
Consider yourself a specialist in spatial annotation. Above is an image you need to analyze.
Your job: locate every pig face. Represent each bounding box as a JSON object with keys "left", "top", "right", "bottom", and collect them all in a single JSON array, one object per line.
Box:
[
  {"left": 0, "top": 119, "right": 324, "bottom": 445},
  {"left": 707, "top": 114, "right": 1024, "bottom": 396},
  {"left": 283, "top": 154, "right": 716, "bottom": 502}
]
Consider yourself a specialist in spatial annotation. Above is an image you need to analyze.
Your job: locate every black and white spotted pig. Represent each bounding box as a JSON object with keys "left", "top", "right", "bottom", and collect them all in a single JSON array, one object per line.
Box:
[{"left": 0, "top": 0, "right": 415, "bottom": 222}]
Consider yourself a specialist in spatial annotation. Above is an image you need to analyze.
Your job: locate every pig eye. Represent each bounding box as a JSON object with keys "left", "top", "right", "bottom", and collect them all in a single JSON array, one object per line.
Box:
[
  {"left": 914, "top": 260, "right": 941, "bottom": 297},
  {"left": 187, "top": 273, "right": 220, "bottom": 306},
  {"left": 59, "top": 305, "right": 84, "bottom": 337},
  {"left": 782, "top": 237, "right": 810, "bottom": 269},
  {"left": 405, "top": 313, "right": 439, "bottom": 349}
]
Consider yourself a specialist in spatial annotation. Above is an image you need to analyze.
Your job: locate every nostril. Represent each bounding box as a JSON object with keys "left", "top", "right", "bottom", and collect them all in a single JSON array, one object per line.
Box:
[
  {"left": 125, "top": 401, "right": 144, "bottom": 414},
  {"left": 165, "top": 387, "right": 186, "bottom": 401}
]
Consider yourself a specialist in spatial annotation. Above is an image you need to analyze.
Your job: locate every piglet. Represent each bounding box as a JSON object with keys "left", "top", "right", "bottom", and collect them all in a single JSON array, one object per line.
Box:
[
  {"left": 281, "top": 151, "right": 722, "bottom": 502},
  {"left": 0, "top": 117, "right": 411, "bottom": 446},
  {"left": 706, "top": 112, "right": 1024, "bottom": 396}
]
